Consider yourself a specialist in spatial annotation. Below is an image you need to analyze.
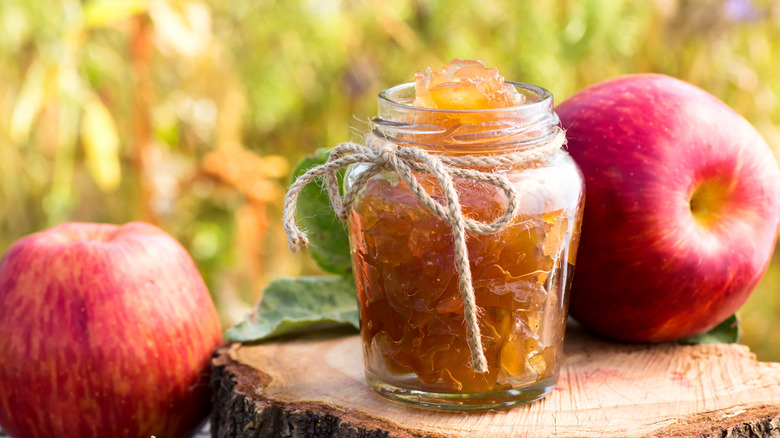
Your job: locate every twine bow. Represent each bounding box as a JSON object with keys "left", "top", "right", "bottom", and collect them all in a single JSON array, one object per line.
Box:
[{"left": 283, "top": 129, "right": 565, "bottom": 373}]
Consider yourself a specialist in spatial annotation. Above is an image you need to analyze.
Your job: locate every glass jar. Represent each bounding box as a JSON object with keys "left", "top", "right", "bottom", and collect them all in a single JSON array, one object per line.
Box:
[{"left": 345, "top": 81, "right": 584, "bottom": 410}]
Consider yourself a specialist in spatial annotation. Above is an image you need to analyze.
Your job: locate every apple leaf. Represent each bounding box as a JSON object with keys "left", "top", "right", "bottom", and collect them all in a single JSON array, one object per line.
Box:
[
  {"left": 292, "top": 148, "right": 352, "bottom": 276},
  {"left": 678, "top": 314, "right": 741, "bottom": 345},
  {"left": 224, "top": 276, "right": 359, "bottom": 342}
]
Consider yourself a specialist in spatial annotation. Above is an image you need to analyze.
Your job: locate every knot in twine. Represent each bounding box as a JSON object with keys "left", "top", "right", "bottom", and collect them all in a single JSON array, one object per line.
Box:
[{"left": 283, "top": 129, "right": 566, "bottom": 373}]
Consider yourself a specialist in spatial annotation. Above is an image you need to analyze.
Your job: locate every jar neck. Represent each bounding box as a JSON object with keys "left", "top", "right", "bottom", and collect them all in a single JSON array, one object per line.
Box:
[{"left": 371, "top": 81, "right": 559, "bottom": 155}]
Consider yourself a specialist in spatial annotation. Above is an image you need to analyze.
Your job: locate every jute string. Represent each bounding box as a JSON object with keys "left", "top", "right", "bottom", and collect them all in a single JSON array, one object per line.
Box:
[{"left": 283, "top": 129, "right": 566, "bottom": 373}]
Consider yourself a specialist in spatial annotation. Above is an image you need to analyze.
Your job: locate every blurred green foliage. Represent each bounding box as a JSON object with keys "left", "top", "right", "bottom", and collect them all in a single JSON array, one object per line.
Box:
[{"left": 0, "top": 0, "right": 779, "bottom": 360}]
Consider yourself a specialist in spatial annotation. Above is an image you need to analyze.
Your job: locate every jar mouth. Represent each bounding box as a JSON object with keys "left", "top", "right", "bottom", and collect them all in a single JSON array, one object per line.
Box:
[
  {"left": 377, "top": 81, "right": 553, "bottom": 114},
  {"left": 373, "top": 81, "right": 558, "bottom": 151}
]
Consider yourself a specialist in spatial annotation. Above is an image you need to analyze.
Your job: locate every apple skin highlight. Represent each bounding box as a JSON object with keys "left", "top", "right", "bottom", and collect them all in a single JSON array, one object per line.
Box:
[
  {"left": 0, "top": 222, "right": 223, "bottom": 438},
  {"left": 557, "top": 74, "right": 780, "bottom": 342}
]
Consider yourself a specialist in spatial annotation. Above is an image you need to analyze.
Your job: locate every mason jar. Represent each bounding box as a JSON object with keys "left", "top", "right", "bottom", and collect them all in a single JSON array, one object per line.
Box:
[{"left": 345, "top": 81, "right": 585, "bottom": 410}]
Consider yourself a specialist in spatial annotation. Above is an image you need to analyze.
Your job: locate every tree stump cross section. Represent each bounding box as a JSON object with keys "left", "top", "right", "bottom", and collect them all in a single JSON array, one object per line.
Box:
[{"left": 211, "top": 324, "right": 780, "bottom": 437}]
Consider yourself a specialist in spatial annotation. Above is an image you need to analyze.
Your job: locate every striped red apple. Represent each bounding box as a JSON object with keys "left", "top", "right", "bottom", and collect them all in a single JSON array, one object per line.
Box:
[
  {"left": 557, "top": 74, "right": 780, "bottom": 342},
  {"left": 0, "top": 222, "right": 223, "bottom": 438}
]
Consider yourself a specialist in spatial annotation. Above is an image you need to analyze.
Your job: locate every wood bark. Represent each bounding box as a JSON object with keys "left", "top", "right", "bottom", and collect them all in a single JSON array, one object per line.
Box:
[{"left": 211, "top": 324, "right": 780, "bottom": 438}]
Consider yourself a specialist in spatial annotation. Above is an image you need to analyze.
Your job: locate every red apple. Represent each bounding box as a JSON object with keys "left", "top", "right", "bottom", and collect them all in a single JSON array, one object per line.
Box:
[
  {"left": 0, "top": 222, "right": 223, "bottom": 438},
  {"left": 556, "top": 74, "right": 780, "bottom": 342}
]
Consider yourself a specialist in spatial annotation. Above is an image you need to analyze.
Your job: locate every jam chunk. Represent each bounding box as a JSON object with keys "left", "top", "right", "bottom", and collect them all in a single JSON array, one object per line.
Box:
[{"left": 413, "top": 59, "right": 525, "bottom": 110}]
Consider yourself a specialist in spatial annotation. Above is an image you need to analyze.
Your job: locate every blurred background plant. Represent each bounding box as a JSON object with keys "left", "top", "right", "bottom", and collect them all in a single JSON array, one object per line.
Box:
[{"left": 0, "top": 0, "right": 778, "bottom": 359}]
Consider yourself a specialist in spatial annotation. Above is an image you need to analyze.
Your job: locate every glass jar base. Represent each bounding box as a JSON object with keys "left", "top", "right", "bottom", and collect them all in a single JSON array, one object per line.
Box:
[{"left": 365, "top": 373, "right": 559, "bottom": 411}]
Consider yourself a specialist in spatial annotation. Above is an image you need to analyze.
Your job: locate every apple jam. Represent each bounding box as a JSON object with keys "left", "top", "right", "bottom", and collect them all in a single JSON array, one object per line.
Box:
[{"left": 346, "top": 61, "right": 585, "bottom": 409}]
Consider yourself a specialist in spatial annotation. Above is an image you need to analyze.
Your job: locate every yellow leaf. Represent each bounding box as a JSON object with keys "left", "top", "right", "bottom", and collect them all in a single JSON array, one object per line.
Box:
[
  {"left": 10, "top": 60, "right": 46, "bottom": 145},
  {"left": 149, "top": 0, "right": 212, "bottom": 57},
  {"left": 83, "top": 0, "right": 149, "bottom": 28},
  {"left": 80, "top": 98, "right": 122, "bottom": 192},
  {"left": 258, "top": 155, "right": 289, "bottom": 179}
]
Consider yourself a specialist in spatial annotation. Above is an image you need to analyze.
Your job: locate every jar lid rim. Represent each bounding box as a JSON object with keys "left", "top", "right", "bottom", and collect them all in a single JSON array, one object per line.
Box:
[{"left": 378, "top": 81, "right": 554, "bottom": 114}]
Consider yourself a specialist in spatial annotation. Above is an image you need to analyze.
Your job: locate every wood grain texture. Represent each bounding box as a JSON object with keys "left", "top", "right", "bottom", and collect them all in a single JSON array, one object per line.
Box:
[{"left": 211, "top": 324, "right": 780, "bottom": 438}]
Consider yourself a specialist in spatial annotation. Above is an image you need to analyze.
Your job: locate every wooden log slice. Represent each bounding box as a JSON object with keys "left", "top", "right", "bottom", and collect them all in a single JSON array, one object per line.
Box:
[{"left": 210, "top": 324, "right": 780, "bottom": 437}]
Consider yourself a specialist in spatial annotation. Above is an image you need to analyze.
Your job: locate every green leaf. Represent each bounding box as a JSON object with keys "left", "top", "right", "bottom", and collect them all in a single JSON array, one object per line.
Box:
[
  {"left": 224, "top": 276, "right": 359, "bottom": 342},
  {"left": 292, "top": 148, "right": 352, "bottom": 276},
  {"left": 678, "top": 314, "right": 741, "bottom": 345}
]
